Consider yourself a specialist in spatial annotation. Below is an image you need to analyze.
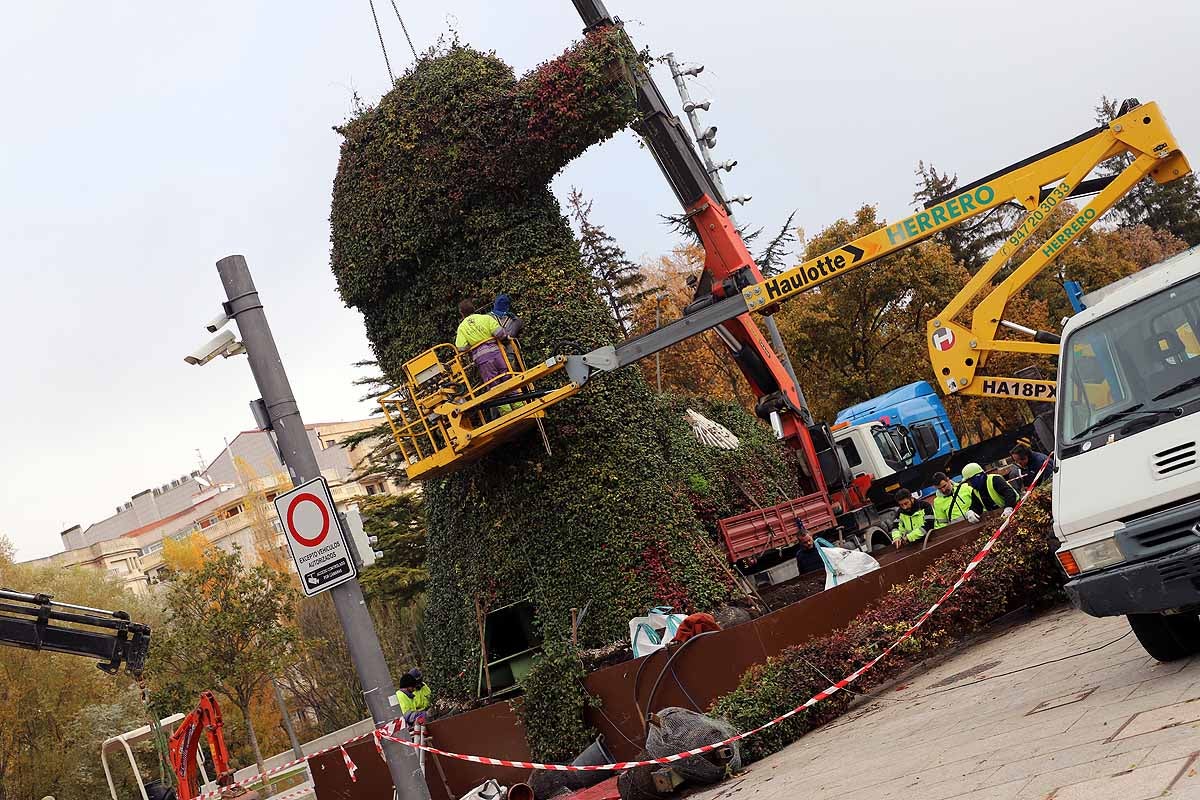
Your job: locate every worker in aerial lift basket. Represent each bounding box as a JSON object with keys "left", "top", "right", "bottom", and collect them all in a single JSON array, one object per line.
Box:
[
  {"left": 490, "top": 293, "right": 524, "bottom": 339},
  {"left": 455, "top": 297, "right": 513, "bottom": 393}
]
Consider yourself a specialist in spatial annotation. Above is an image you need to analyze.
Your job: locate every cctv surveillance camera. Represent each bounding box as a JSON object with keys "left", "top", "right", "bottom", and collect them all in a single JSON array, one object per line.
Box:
[
  {"left": 184, "top": 329, "right": 236, "bottom": 366},
  {"left": 683, "top": 100, "right": 711, "bottom": 113},
  {"left": 205, "top": 311, "right": 231, "bottom": 333}
]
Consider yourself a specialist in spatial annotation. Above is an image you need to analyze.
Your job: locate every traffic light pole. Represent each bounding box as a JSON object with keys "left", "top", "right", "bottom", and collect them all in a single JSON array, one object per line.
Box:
[{"left": 216, "top": 254, "right": 430, "bottom": 799}]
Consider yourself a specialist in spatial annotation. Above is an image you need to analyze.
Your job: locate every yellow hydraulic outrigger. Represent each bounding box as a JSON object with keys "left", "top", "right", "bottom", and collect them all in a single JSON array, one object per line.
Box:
[{"left": 382, "top": 99, "right": 1190, "bottom": 481}]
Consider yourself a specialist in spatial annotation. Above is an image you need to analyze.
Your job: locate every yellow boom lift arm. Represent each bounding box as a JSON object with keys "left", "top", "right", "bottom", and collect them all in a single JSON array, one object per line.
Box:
[
  {"left": 382, "top": 99, "right": 1190, "bottom": 481},
  {"left": 746, "top": 99, "right": 1191, "bottom": 403}
]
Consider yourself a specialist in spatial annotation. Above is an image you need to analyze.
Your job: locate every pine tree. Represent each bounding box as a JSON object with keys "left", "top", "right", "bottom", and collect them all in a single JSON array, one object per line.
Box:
[
  {"left": 358, "top": 492, "right": 428, "bottom": 605},
  {"left": 567, "top": 188, "right": 648, "bottom": 335},
  {"left": 1095, "top": 96, "right": 1200, "bottom": 245},
  {"left": 912, "top": 161, "right": 1014, "bottom": 271}
]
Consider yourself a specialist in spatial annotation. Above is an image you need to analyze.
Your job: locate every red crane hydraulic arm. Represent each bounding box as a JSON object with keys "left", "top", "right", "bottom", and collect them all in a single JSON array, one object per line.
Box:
[{"left": 570, "top": 0, "right": 868, "bottom": 515}]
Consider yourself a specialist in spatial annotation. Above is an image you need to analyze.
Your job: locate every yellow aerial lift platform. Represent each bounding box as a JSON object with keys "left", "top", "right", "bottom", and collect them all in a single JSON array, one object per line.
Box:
[{"left": 748, "top": 99, "right": 1191, "bottom": 404}]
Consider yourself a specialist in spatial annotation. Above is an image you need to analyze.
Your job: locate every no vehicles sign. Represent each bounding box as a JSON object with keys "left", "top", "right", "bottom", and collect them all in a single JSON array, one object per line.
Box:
[{"left": 274, "top": 477, "right": 357, "bottom": 597}]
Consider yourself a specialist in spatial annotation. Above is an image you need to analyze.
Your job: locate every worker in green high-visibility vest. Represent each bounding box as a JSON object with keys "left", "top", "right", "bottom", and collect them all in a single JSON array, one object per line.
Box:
[
  {"left": 961, "top": 462, "right": 1019, "bottom": 518},
  {"left": 395, "top": 668, "right": 432, "bottom": 727},
  {"left": 890, "top": 487, "right": 934, "bottom": 548},
  {"left": 931, "top": 472, "right": 982, "bottom": 528}
]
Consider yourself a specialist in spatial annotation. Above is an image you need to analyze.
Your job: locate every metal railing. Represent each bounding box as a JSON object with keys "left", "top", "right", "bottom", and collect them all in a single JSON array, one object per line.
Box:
[{"left": 379, "top": 339, "right": 531, "bottom": 469}]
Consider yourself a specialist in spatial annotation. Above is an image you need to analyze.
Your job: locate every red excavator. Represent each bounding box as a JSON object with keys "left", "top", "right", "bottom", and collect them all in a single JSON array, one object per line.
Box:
[
  {"left": 148, "top": 691, "right": 260, "bottom": 800},
  {"left": 140, "top": 690, "right": 263, "bottom": 800}
]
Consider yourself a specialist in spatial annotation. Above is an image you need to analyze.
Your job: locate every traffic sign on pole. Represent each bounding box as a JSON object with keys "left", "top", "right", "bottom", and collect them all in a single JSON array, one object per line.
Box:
[{"left": 274, "top": 477, "right": 357, "bottom": 596}]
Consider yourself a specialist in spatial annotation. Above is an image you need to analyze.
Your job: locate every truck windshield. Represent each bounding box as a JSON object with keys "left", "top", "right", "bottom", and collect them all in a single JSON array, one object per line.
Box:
[
  {"left": 871, "top": 426, "right": 910, "bottom": 471},
  {"left": 1059, "top": 273, "right": 1200, "bottom": 445}
]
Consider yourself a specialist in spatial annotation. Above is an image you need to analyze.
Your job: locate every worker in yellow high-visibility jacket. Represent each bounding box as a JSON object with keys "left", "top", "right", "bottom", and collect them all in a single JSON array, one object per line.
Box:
[
  {"left": 455, "top": 299, "right": 511, "bottom": 387},
  {"left": 395, "top": 669, "right": 432, "bottom": 727},
  {"left": 931, "top": 472, "right": 982, "bottom": 528},
  {"left": 961, "top": 462, "right": 1018, "bottom": 518},
  {"left": 890, "top": 488, "right": 934, "bottom": 548}
]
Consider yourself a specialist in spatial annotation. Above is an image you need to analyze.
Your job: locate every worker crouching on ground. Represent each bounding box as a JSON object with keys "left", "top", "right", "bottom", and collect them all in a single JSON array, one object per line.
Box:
[
  {"left": 931, "top": 472, "right": 982, "bottom": 528},
  {"left": 891, "top": 487, "right": 934, "bottom": 548},
  {"left": 961, "top": 462, "right": 1018, "bottom": 517},
  {"left": 456, "top": 298, "right": 512, "bottom": 390},
  {"left": 396, "top": 668, "right": 432, "bottom": 727}
]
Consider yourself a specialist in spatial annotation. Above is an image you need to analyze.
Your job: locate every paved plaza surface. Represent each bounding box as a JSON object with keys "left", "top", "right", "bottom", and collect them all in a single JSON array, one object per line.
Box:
[{"left": 695, "top": 605, "right": 1200, "bottom": 800}]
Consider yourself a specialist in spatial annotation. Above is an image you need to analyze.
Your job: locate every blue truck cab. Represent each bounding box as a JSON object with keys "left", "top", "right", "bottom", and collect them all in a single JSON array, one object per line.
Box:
[{"left": 835, "top": 381, "right": 961, "bottom": 466}]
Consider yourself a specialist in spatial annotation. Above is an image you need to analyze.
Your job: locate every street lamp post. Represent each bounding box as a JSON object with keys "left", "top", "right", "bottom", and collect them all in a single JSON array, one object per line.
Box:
[{"left": 189, "top": 254, "right": 430, "bottom": 799}]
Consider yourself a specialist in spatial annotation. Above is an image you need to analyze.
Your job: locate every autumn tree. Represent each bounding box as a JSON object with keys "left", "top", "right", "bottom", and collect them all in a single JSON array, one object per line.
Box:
[
  {"left": 161, "top": 532, "right": 211, "bottom": 572},
  {"left": 1024, "top": 216, "right": 1187, "bottom": 326},
  {"left": 0, "top": 540, "right": 158, "bottom": 800},
  {"left": 149, "top": 547, "right": 300, "bottom": 780},
  {"left": 234, "top": 456, "right": 293, "bottom": 573},
  {"left": 773, "top": 204, "right": 970, "bottom": 423},
  {"left": 281, "top": 594, "right": 367, "bottom": 735},
  {"left": 1096, "top": 96, "right": 1200, "bottom": 245},
  {"left": 285, "top": 592, "right": 427, "bottom": 736},
  {"left": 628, "top": 244, "right": 756, "bottom": 408},
  {"left": 568, "top": 188, "right": 648, "bottom": 334}
]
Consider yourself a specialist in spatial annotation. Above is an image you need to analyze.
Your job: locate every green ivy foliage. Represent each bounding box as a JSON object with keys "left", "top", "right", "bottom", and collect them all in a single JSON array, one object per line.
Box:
[
  {"left": 328, "top": 32, "right": 803, "bottom": 759},
  {"left": 513, "top": 638, "right": 597, "bottom": 762},
  {"left": 712, "top": 490, "right": 1064, "bottom": 762}
]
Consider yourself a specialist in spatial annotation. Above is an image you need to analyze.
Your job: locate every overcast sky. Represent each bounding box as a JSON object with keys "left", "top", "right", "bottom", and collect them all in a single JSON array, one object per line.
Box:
[{"left": 3, "top": 2, "right": 1197, "bottom": 560}]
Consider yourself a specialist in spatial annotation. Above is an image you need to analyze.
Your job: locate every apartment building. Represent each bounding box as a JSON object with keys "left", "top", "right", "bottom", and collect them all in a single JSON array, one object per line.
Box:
[{"left": 24, "top": 419, "right": 408, "bottom": 594}]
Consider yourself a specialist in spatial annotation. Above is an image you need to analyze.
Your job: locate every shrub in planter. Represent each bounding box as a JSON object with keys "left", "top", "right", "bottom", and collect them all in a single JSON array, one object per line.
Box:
[
  {"left": 515, "top": 638, "right": 598, "bottom": 763},
  {"left": 713, "top": 490, "right": 1062, "bottom": 763}
]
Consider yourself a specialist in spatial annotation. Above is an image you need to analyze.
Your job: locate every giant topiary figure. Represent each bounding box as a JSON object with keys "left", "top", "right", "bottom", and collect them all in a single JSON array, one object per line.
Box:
[{"left": 330, "top": 32, "right": 800, "bottom": 757}]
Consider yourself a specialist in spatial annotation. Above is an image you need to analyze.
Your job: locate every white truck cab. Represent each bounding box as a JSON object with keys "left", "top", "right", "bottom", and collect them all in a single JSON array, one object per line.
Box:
[
  {"left": 833, "top": 422, "right": 915, "bottom": 481},
  {"left": 1053, "top": 245, "right": 1200, "bottom": 661}
]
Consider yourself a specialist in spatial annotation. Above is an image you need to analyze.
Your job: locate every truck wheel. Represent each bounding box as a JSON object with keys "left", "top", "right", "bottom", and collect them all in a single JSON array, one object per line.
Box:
[{"left": 1127, "top": 613, "right": 1200, "bottom": 662}]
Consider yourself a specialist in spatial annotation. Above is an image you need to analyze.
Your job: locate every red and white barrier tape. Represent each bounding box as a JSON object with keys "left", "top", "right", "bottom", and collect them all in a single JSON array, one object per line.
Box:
[
  {"left": 375, "top": 461, "right": 1052, "bottom": 772},
  {"left": 202, "top": 462, "right": 1050, "bottom": 787},
  {"left": 342, "top": 745, "right": 358, "bottom": 782},
  {"left": 193, "top": 720, "right": 404, "bottom": 800}
]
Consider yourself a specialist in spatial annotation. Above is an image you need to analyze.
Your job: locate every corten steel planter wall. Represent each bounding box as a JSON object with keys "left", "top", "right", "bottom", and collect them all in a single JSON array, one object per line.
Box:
[{"left": 310, "top": 522, "right": 986, "bottom": 800}]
